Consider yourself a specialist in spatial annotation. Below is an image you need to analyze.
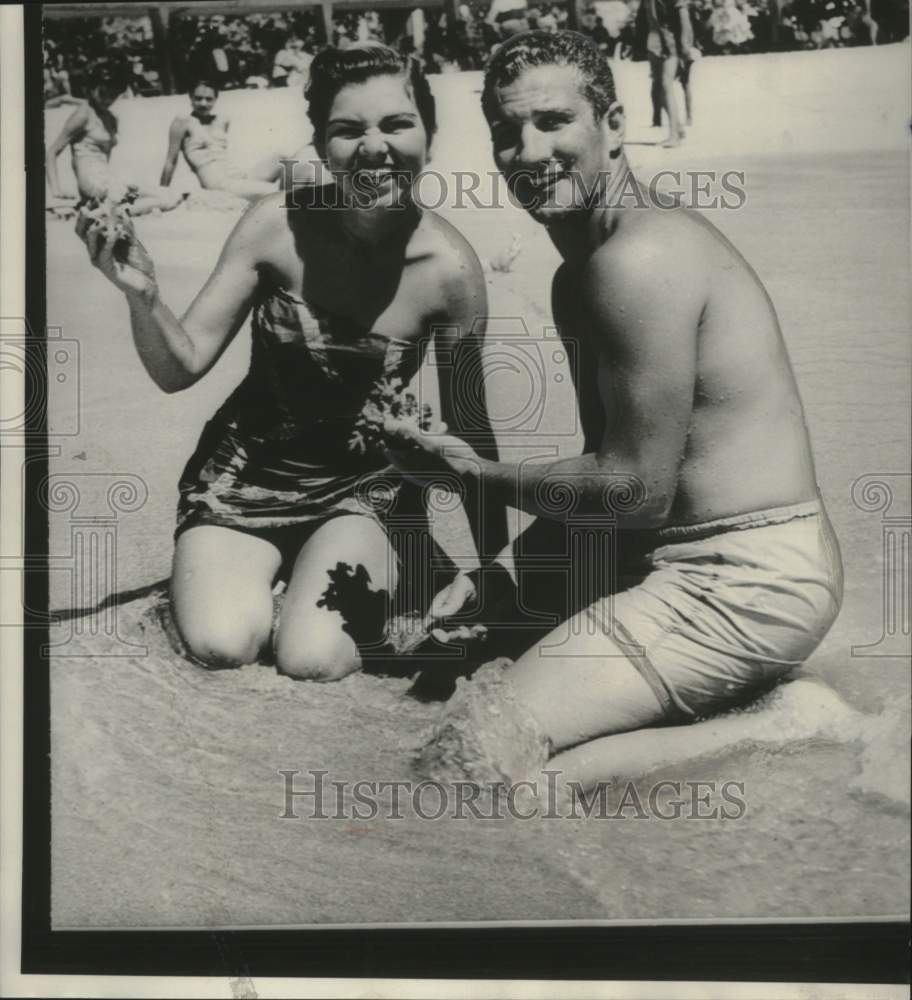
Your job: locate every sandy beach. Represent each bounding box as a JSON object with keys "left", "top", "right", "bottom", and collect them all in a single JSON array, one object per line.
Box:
[{"left": 46, "top": 44, "right": 910, "bottom": 927}]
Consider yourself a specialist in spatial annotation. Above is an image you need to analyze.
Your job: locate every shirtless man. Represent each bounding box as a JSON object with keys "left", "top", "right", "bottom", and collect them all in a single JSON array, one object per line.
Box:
[
  {"left": 386, "top": 31, "right": 845, "bottom": 788},
  {"left": 159, "top": 79, "right": 301, "bottom": 201}
]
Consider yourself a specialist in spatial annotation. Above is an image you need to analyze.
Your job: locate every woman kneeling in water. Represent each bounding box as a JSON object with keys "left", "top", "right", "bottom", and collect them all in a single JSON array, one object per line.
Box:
[{"left": 77, "top": 45, "right": 505, "bottom": 680}]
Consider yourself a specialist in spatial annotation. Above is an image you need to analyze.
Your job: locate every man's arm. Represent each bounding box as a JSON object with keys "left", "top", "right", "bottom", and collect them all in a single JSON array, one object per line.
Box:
[
  {"left": 159, "top": 116, "right": 188, "bottom": 187},
  {"left": 388, "top": 235, "right": 706, "bottom": 529},
  {"left": 469, "top": 239, "right": 704, "bottom": 526}
]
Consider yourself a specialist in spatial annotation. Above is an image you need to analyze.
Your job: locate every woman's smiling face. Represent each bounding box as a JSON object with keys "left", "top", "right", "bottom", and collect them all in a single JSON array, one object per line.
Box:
[{"left": 321, "top": 73, "right": 429, "bottom": 210}]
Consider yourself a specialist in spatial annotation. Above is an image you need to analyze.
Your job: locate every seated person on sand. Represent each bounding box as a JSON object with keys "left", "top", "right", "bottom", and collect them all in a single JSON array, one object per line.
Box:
[
  {"left": 46, "top": 69, "right": 185, "bottom": 216},
  {"left": 386, "top": 31, "right": 845, "bottom": 790},
  {"left": 77, "top": 44, "right": 505, "bottom": 681},
  {"left": 159, "top": 78, "right": 314, "bottom": 202}
]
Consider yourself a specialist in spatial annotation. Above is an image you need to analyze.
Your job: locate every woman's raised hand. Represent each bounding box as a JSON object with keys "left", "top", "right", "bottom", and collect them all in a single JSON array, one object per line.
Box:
[{"left": 75, "top": 199, "right": 157, "bottom": 297}]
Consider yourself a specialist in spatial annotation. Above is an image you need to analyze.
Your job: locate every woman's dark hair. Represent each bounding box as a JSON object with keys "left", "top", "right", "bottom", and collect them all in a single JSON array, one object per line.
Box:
[
  {"left": 482, "top": 30, "right": 618, "bottom": 123},
  {"left": 86, "top": 66, "right": 127, "bottom": 98},
  {"left": 189, "top": 78, "right": 220, "bottom": 97},
  {"left": 305, "top": 43, "right": 436, "bottom": 145}
]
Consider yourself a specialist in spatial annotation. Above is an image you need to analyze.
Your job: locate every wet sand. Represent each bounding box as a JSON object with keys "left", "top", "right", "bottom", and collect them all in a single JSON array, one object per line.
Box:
[{"left": 46, "top": 45, "right": 910, "bottom": 927}]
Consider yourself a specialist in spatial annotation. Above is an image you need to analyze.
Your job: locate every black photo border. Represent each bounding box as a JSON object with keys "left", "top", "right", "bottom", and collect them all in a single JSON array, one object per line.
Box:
[{"left": 20, "top": 0, "right": 910, "bottom": 984}]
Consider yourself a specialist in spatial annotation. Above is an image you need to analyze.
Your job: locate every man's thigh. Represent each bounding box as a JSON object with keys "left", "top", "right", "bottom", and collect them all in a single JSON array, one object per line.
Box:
[
  {"left": 504, "top": 605, "right": 667, "bottom": 752},
  {"left": 490, "top": 517, "right": 647, "bottom": 658}
]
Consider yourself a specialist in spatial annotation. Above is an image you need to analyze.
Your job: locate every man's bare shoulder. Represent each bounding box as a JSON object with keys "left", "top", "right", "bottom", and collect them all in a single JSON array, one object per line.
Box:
[
  {"left": 574, "top": 208, "right": 716, "bottom": 343},
  {"left": 596, "top": 206, "right": 719, "bottom": 284}
]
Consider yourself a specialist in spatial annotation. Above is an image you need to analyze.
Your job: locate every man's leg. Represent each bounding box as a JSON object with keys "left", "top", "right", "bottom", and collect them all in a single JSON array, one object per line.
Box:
[
  {"left": 547, "top": 678, "right": 859, "bottom": 790},
  {"left": 503, "top": 603, "right": 668, "bottom": 753}
]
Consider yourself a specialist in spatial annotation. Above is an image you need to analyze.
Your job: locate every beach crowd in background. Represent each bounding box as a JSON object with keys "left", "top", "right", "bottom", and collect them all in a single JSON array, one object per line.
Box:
[{"left": 44, "top": 0, "right": 909, "bottom": 101}]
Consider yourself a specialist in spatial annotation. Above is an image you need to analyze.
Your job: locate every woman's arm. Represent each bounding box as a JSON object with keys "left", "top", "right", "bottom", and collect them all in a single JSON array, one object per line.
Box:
[
  {"left": 434, "top": 256, "right": 508, "bottom": 566},
  {"left": 159, "top": 116, "right": 188, "bottom": 187},
  {"left": 76, "top": 195, "right": 280, "bottom": 393},
  {"left": 46, "top": 104, "right": 88, "bottom": 198}
]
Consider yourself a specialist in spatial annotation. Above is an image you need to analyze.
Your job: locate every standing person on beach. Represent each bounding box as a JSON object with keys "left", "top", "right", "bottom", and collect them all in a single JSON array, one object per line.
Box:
[
  {"left": 641, "top": 0, "right": 694, "bottom": 145},
  {"left": 159, "top": 79, "right": 300, "bottom": 201},
  {"left": 76, "top": 45, "right": 505, "bottom": 681},
  {"left": 46, "top": 69, "right": 185, "bottom": 215},
  {"left": 386, "top": 31, "right": 843, "bottom": 788}
]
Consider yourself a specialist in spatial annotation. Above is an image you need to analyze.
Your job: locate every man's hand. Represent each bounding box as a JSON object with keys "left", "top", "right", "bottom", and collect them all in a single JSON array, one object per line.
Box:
[
  {"left": 427, "top": 571, "right": 477, "bottom": 626},
  {"left": 427, "top": 572, "right": 486, "bottom": 648},
  {"left": 383, "top": 417, "right": 481, "bottom": 485}
]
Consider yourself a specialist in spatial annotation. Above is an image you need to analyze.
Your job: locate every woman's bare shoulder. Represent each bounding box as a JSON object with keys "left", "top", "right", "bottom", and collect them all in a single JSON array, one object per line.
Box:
[
  {"left": 416, "top": 211, "right": 485, "bottom": 285},
  {"left": 225, "top": 193, "right": 292, "bottom": 258}
]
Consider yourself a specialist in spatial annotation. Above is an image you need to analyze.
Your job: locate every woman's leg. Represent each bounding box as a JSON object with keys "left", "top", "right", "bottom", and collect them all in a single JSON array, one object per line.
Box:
[
  {"left": 247, "top": 144, "right": 332, "bottom": 191},
  {"left": 219, "top": 177, "right": 280, "bottom": 201},
  {"left": 275, "top": 515, "right": 399, "bottom": 682},
  {"left": 661, "top": 55, "right": 683, "bottom": 146},
  {"left": 130, "top": 185, "right": 187, "bottom": 215},
  {"left": 648, "top": 55, "right": 664, "bottom": 127},
  {"left": 171, "top": 525, "right": 282, "bottom": 668},
  {"left": 196, "top": 163, "right": 277, "bottom": 201}
]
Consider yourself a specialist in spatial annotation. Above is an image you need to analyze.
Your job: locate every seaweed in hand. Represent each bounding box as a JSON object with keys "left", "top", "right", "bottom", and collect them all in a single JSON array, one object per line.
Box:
[{"left": 349, "top": 377, "right": 433, "bottom": 457}]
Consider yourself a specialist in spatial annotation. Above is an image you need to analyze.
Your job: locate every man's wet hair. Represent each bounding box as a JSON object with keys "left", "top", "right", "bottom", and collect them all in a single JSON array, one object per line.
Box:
[
  {"left": 482, "top": 30, "right": 619, "bottom": 123},
  {"left": 189, "top": 78, "right": 220, "bottom": 97},
  {"left": 305, "top": 43, "right": 436, "bottom": 145}
]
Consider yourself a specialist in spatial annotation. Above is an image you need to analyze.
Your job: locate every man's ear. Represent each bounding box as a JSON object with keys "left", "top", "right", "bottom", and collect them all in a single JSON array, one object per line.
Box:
[{"left": 604, "top": 102, "right": 625, "bottom": 156}]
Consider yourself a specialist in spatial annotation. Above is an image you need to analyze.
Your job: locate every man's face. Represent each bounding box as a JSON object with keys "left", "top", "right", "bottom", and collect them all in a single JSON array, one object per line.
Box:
[{"left": 486, "top": 64, "right": 617, "bottom": 224}]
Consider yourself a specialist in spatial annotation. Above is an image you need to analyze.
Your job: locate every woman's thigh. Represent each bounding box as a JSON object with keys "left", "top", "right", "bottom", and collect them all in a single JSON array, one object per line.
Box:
[
  {"left": 275, "top": 515, "right": 399, "bottom": 679},
  {"left": 171, "top": 524, "right": 282, "bottom": 666}
]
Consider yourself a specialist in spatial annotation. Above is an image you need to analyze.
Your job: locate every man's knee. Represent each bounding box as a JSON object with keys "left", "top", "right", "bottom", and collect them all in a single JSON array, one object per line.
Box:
[{"left": 274, "top": 623, "right": 361, "bottom": 682}]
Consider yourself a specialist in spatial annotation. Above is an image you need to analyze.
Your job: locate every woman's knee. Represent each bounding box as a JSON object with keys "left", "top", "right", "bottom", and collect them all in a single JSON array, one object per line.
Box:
[
  {"left": 177, "top": 613, "right": 271, "bottom": 669},
  {"left": 274, "top": 622, "right": 361, "bottom": 682}
]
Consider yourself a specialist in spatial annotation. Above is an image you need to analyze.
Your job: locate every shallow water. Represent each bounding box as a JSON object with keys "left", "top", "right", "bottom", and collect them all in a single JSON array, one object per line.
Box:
[
  {"left": 46, "top": 51, "right": 910, "bottom": 926},
  {"left": 50, "top": 588, "right": 909, "bottom": 927}
]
